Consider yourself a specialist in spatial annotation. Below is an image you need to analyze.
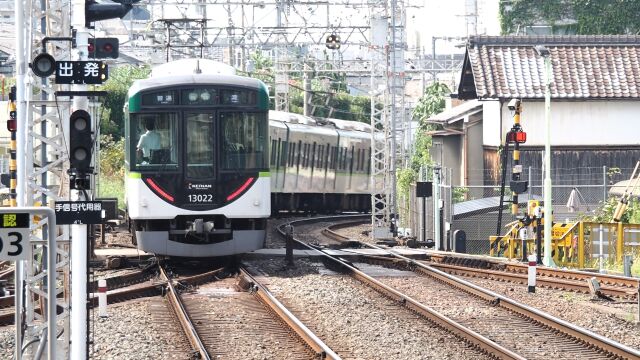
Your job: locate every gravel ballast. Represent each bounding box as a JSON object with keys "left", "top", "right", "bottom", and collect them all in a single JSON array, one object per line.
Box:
[
  {"left": 248, "top": 258, "right": 492, "bottom": 360},
  {"left": 461, "top": 276, "right": 640, "bottom": 350},
  {"left": 90, "top": 299, "right": 190, "bottom": 360}
]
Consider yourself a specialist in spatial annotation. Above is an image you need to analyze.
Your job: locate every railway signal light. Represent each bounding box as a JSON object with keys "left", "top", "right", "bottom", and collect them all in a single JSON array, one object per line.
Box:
[
  {"left": 326, "top": 34, "right": 341, "bottom": 50},
  {"left": 88, "top": 38, "right": 119, "bottom": 59},
  {"left": 85, "top": 0, "right": 136, "bottom": 27},
  {"left": 506, "top": 130, "right": 526, "bottom": 144},
  {"left": 31, "top": 53, "right": 57, "bottom": 78},
  {"left": 69, "top": 110, "right": 93, "bottom": 174}
]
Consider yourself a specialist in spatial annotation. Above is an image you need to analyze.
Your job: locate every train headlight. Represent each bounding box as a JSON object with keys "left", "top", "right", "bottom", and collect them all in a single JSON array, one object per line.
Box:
[
  {"left": 188, "top": 92, "right": 198, "bottom": 102},
  {"left": 200, "top": 91, "right": 211, "bottom": 101}
]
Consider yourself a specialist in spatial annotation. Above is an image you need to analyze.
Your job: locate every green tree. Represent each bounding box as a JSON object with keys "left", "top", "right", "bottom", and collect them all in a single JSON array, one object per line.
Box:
[
  {"left": 500, "top": 0, "right": 640, "bottom": 35},
  {"left": 1, "top": 77, "right": 15, "bottom": 99},
  {"left": 397, "top": 82, "right": 450, "bottom": 221},
  {"left": 99, "top": 65, "right": 150, "bottom": 139}
]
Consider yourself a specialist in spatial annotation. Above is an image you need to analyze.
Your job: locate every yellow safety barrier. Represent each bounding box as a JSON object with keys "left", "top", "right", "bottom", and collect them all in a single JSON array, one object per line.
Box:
[{"left": 491, "top": 220, "right": 640, "bottom": 270}]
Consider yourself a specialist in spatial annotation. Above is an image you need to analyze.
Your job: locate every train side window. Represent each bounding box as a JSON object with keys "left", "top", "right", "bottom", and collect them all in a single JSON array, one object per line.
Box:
[
  {"left": 304, "top": 143, "right": 310, "bottom": 168},
  {"left": 288, "top": 142, "right": 295, "bottom": 166},
  {"left": 311, "top": 142, "right": 317, "bottom": 170},
  {"left": 316, "top": 144, "right": 323, "bottom": 169},
  {"left": 275, "top": 139, "right": 282, "bottom": 168},
  {"left": 356, "top": 148, "right": 361, "bottom": 172},
  {"left": 270, "top": 139, "right": 277, "bottom": 166},
  {"left": 296, "top": 140, "right": 302, "bottom": 168},
  {"left": 325, "top": 143, "right": 331, "bottom": 170},
  {"left": 342, "top": 147, "right": 348, "bottom": 170},
  {"left": 280, "top": 140, "right": 287, "bottom": 166},
  {"left": 329, "top": 146, "right": 336, "bottom": 169},
  {"left": 365, "top": 148, "right": 372, "bottom": 174}
]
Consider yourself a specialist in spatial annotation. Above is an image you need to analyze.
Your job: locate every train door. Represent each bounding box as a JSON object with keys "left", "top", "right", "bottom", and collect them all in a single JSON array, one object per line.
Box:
[{"left": 184, "top": 111, "right": 216, "bottom": 180}]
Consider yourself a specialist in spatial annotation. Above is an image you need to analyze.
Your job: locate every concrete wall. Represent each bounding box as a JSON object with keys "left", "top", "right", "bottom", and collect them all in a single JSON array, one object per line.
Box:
[
  {"left": 466, "top": 116, "right": 483, "bottom": 186},
  {"left": 432, "top": 135, "right": 462, "bottom": 186}
]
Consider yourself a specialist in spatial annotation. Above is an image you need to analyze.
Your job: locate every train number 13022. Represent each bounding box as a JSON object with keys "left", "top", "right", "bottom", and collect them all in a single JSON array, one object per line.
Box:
[
  {"left": 0, "top": 230, "right": 29, "bottom": 260},
  {"left": 187, "top": 194, "right": 214, "bottom": 203}
]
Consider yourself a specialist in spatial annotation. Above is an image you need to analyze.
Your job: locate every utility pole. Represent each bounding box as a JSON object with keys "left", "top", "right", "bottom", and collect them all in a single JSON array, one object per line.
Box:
[{"left": 535, "top": 45, "right": 554, "bottom": 267}]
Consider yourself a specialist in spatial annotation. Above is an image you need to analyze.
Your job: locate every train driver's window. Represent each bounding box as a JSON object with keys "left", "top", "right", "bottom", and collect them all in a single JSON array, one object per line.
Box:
[{"left": 132, "top": 113, "right": 178, "bottom": 169}]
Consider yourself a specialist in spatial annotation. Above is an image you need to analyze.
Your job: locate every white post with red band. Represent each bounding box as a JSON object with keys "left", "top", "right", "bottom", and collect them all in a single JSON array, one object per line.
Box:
[
  {"left": 528, "top": 254, "right": 537, "bottom": 293},
  {"left": 98, "top": 279, "right": 108, "bottom": 318}
]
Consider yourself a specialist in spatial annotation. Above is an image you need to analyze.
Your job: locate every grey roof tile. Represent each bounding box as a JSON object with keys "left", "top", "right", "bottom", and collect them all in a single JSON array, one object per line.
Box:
[{"left": 458, "top": 35, "right": 640, "bottom": 100}]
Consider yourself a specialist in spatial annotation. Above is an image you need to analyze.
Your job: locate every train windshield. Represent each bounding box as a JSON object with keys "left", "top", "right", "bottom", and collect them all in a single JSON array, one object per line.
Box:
[
  {"left": 220, "top": 112, "right": 267, "bottom": 170},
  {"left": 131, "top": 113, "right": 178, "bottom": 169},
  {"left": 186, "top": 113, "right": 215, "bottom": 178}
]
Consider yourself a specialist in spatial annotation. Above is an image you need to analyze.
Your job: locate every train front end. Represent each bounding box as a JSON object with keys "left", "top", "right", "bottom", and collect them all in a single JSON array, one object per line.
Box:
[{"left": 125, "top": 69, "right": 270, "bottom": 257}]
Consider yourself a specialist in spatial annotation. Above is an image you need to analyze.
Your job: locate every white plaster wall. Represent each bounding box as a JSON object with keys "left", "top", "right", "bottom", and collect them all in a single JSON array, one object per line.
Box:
[
  {"left": 481, "top": 100, "right": 502, "bottom": 146},
  {"left": 497, "top": 101, "right": 640, "bottom": 146}
]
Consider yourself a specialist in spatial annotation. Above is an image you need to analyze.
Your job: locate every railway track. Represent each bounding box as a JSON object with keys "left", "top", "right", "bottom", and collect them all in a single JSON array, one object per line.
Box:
[
  {"left": 158, "top": 264, "right": 336, "bottom": 359},
  {"left": 322, "top": 222, "right": 640, "bottom": 299},
  {"left": 281, "top": 217, "right": 640, "bottom": 360}
]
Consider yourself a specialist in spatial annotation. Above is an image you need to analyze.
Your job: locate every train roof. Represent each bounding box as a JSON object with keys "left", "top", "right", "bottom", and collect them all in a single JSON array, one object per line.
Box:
[
  {"left": 269, "top": 110, "right": 373, "bottom": 134},
  {"left": 129, "top": 59, "right": 266, "bottom": 98},
  {"left": 129, "top": 74, "right": 266, "bottom": 97}
]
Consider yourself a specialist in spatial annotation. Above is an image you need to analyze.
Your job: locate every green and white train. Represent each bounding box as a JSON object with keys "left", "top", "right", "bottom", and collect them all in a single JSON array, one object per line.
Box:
[{"left": 125, "top": 59, "right": 373, "bottom": 257}]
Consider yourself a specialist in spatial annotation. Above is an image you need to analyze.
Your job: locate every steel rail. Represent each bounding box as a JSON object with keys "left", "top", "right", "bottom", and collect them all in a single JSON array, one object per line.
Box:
[
  {"left": 89, "top": 264, "right": 157, "bottom": 292},
  {"left": 321, "top": 221, "right": 640, "bottom": 359},
  {"left": 324, "top": 225, "right": 638, "bottom": 298},
  {"left": 427, "top": 262, "right": 638, "bottom": 298},
  {"left": 239, "top": 267, "right": 340, "bottom": 360},
  {"left": 379, "top": 248, "right": 640, "bottom": 360},
  {"left": 0, "top": 267, "right": 227, "bottom": 326},
  {"left": 279, "top": 221, "right": 524, "bottom": 360},
  {"left": 159, "top": 266, "right": 211, "bottom": 360},
  {"left": 427, "top": 252, "right": 640, "bottom": 290}
]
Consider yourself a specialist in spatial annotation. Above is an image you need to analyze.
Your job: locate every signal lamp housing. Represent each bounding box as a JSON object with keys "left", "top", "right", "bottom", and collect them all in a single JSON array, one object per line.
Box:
[{"left": 31, "top": 53, "right": 56, "bottom": 78}]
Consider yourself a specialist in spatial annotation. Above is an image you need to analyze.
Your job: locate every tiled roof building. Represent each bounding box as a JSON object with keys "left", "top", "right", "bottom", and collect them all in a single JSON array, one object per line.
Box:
[{"left": 458, "top": 35, "right": 640, "bottom": 100}]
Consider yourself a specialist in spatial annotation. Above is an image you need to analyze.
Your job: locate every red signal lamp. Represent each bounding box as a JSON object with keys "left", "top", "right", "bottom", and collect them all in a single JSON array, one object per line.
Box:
[
  {"left": 7, "top": 118, "right": 16, "bottom": 132},
  {"left": 507, "top": 131, "right": 527, "bottom": 144}
]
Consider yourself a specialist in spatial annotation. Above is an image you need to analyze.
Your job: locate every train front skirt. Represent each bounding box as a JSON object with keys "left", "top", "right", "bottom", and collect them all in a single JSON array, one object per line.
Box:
[{"left": 136, "top": 229, "right": 265, "bottom": 257}]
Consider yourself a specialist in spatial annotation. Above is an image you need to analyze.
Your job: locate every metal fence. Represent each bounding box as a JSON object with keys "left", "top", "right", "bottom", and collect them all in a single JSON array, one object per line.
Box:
[{"left": 402, "top": 166, "right": 622, "bottom": 255}]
